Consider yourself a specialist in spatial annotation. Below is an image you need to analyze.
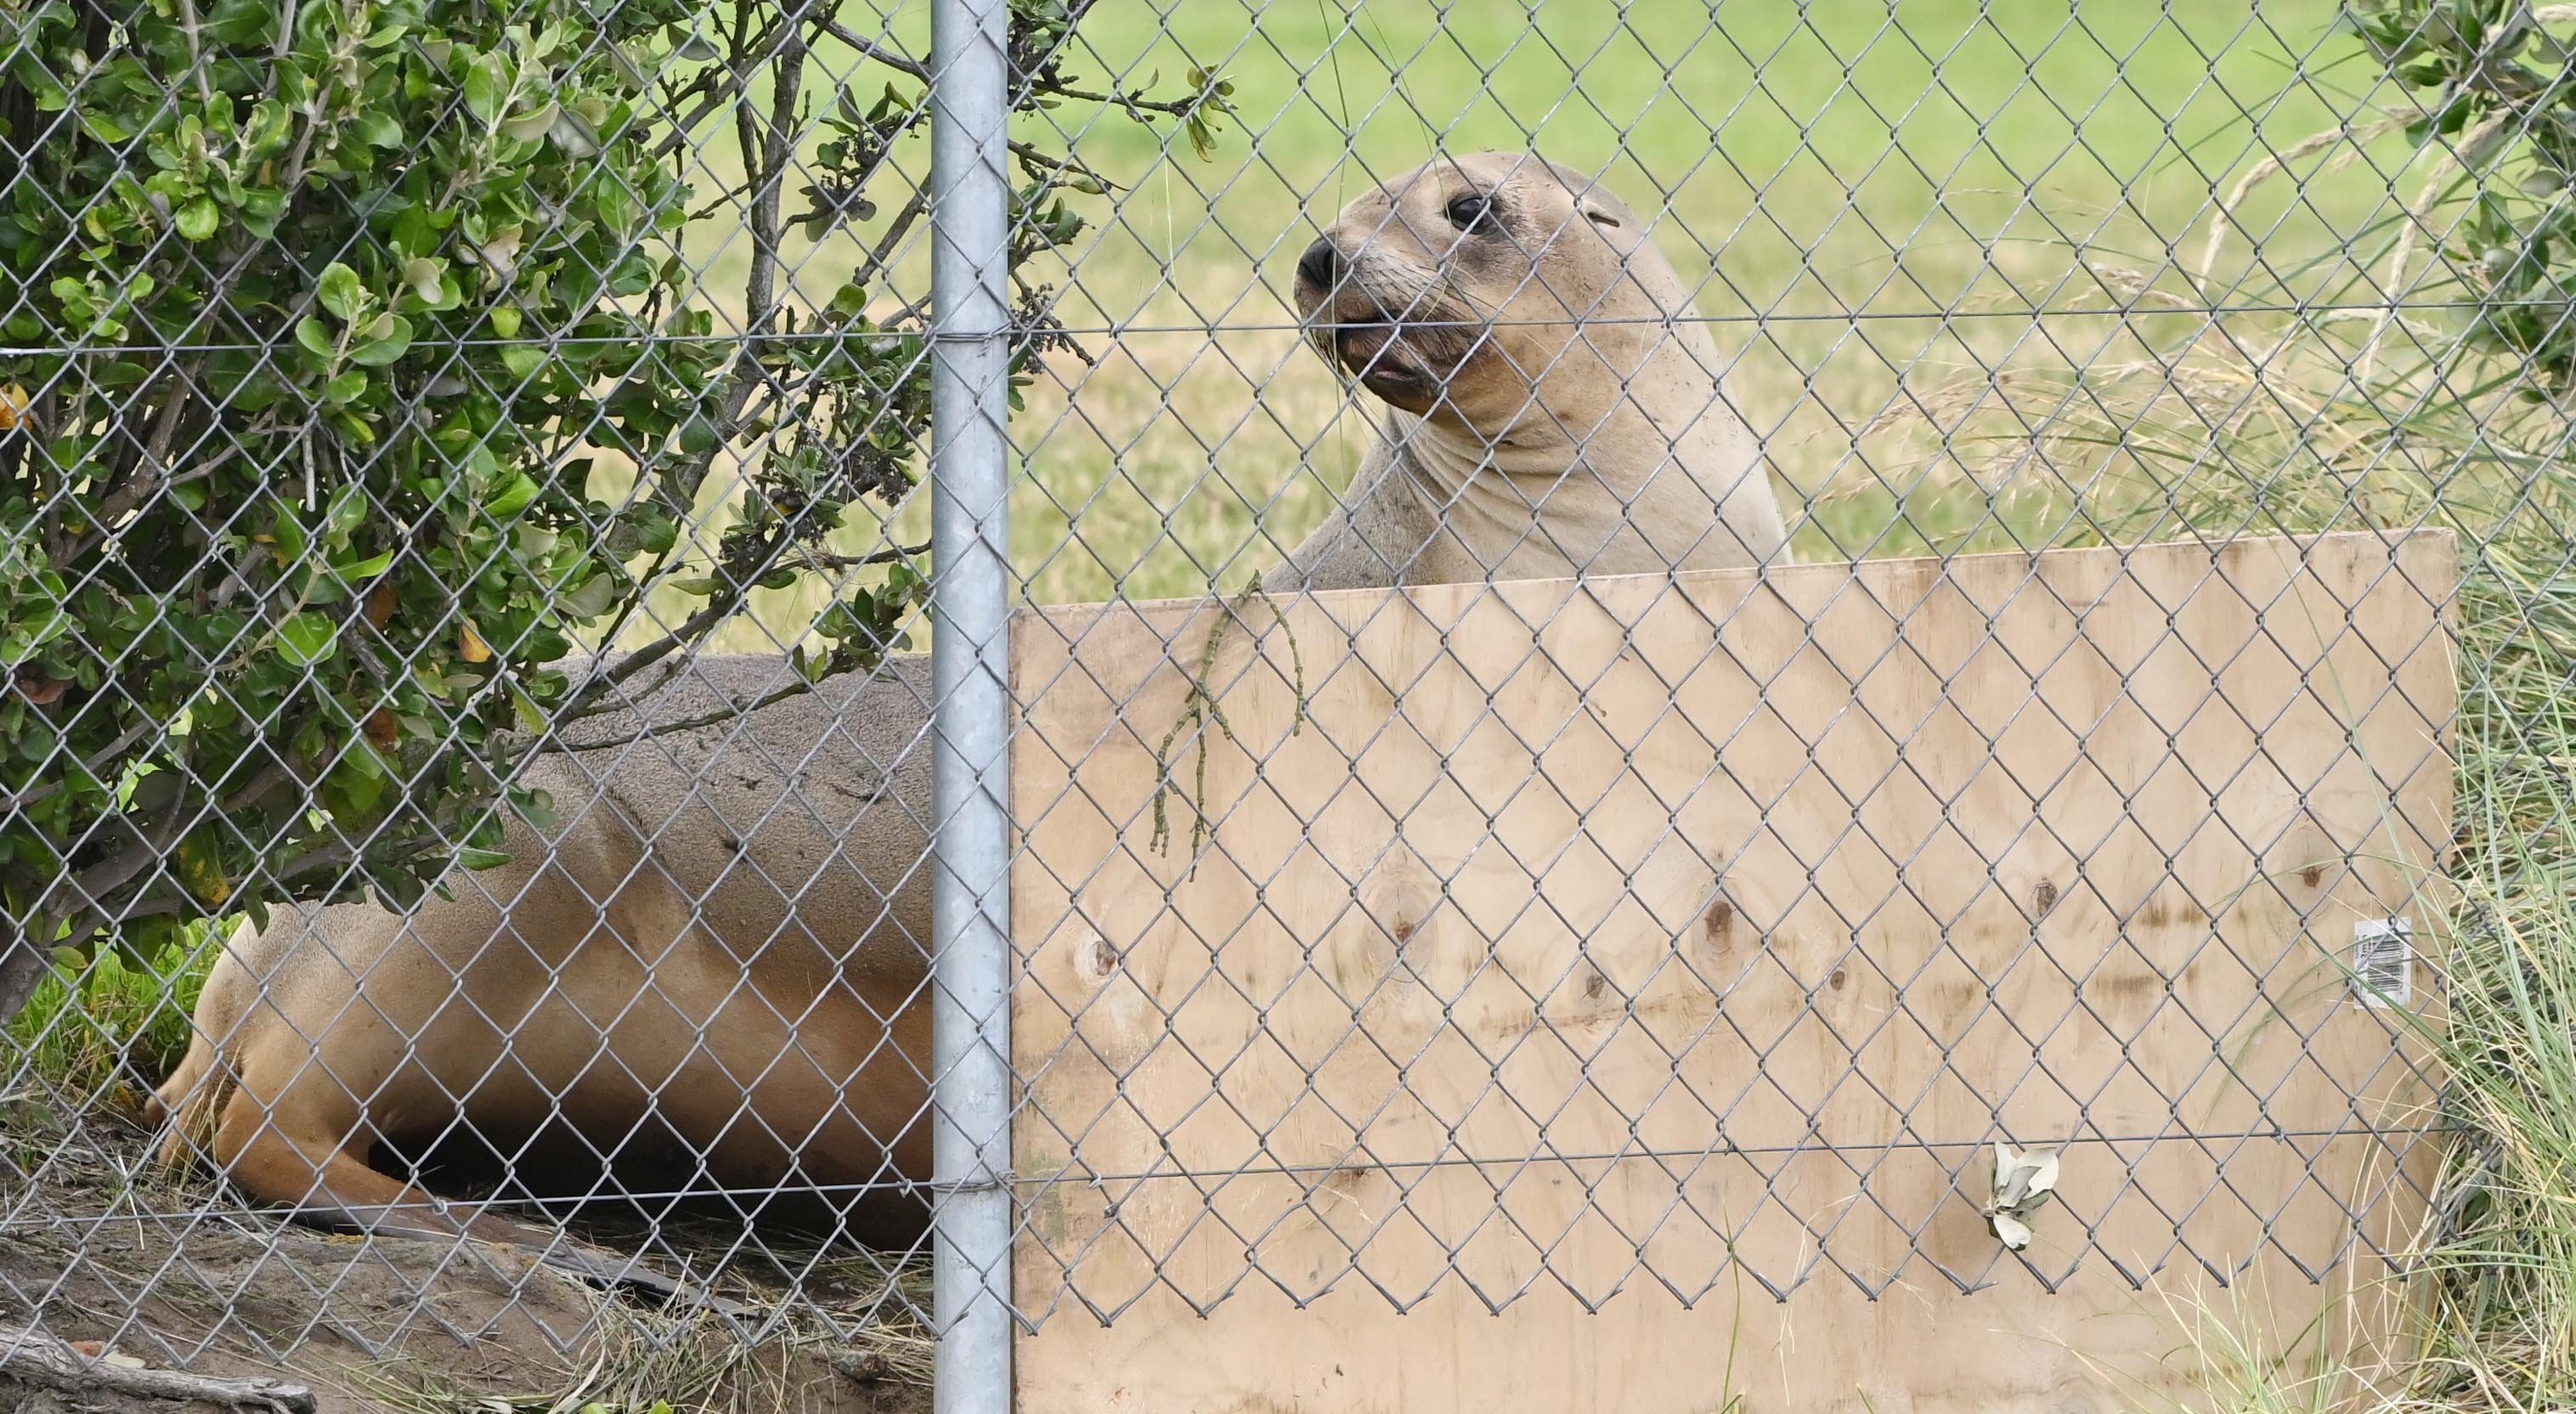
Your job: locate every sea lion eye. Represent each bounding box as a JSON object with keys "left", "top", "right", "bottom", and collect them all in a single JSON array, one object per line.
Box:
[{"left": 1444, "top": 192, "right": 1496, "bottom": 231}]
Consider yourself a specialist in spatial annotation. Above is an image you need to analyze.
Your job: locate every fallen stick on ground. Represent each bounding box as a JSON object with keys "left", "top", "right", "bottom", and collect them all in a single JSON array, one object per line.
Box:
[{"left": 0, "top": 1323, "right": 315, "bottom": 1412}]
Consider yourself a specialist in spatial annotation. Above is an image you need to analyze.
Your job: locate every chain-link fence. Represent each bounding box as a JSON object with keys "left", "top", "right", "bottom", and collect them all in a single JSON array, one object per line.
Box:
[{"left": 1, "top": 0, "right": 2557, "bottom": 1410}]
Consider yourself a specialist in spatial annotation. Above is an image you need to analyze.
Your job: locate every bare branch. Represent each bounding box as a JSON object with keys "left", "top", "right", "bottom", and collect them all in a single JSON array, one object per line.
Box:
[
  {"left": 799, "top": 540, "right": 930, "bottom": 573},
  {"left": 816, "top": 17, "right": 929, "bottom": 83},
  {"left": 0, "top": 1321, "right": 315, "bottom": 1413},
  {"left": 538, "top": 671, "right": 893, "bottom": 757},
  {"left": 0, "top": 717, "right": 154, "bottom": 811}
]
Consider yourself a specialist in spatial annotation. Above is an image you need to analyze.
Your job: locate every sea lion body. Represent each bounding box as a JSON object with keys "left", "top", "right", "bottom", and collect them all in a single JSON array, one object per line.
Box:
[
  {"left": 158, "top": 657, "right": 941, "bottom": 1246},
  {"left": 152, "top": 153, "right": 1789, "bottom": 1252}
]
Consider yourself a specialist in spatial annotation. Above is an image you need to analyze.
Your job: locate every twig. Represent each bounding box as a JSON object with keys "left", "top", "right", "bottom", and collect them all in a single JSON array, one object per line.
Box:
[
  {"left": 585, "top": 593, "right": 741, "bottom": 695},
  {"left": 43, "top": 800, "right": 189, "bottom": 921},
  {"left": 173, "top": 0, "right": 215, "bottom": 106},
  {"left": 585, "top": 538, "right": 679, "bottom": 665},
  {"left": 28, "top": 756, "right": 286, "bottom": 938},
  {"left": 1007, "top": 139, "right": 1110, "bottom": 187},
  {"left": 48, "top": 381, "right": 189, "bottom": 563},
  {"left": 573, "top": 526, "right": 908, "bottom": 715},
  {"left": 217, "top": 761, "right": 297, "bottom": 815},
  {"left": 0, "top": 718, "right": 154, "bottom": 811},
  {"left": 1037, "top": 81, "right": 1211, "bottom": 121},
  {"left": 647, "top": 3, "right": 809, "bottom": 531},
  {"left": 1149, "top": 589, "right": 1306, "bottom": 862},
  {"left": 800, "top": 540, "right": 929, "bottom": 573},
  {"left": 816, "top": 18, "right": 929, "bottom": 83},
  {"left": 849, "top": 189, "right": 928, "bottom": 290},
  {"left": 63, "top": 453, "right": 237, "bottom": 565},
  {"left": 650, "top": 12, "right": 798, "bottom": 157},
  {"left": 0, "top": 1321, "right": 315, "bottom": 1412},
  {"left": 539, "top": 675, "right": 859, "bottom": 755}
]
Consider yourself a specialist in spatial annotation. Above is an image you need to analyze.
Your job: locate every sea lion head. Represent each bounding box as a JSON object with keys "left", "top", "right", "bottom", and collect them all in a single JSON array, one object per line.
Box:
[{"left": 1291, "top": 151, "right": 1695, "bottom": 438}]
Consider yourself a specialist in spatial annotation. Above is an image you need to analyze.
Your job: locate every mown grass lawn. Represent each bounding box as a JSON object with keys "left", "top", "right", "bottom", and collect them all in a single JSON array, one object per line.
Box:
[{"left": 644, "top": 0, "right": 2409, "bottom": 643}]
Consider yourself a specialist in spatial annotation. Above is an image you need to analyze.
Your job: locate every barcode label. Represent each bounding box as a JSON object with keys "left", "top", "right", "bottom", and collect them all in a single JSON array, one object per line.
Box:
[{"left": 2352, "top": 919, "right": 2413, "bottom": 1010}]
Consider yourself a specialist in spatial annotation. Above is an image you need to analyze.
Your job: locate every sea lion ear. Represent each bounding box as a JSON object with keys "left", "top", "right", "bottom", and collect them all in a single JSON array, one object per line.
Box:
[{"left": 1578, "top": 196, "right": 1622, "bottom": 229}]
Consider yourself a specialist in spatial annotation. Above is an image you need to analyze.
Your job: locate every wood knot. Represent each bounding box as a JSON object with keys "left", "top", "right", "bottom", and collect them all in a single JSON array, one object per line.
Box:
[
  {"left": 1071, "top": 929, "right": 1120, "bottom": 986},
  {"left": 2032, "top": 879, "right": 2059, "bottom": 913},
  {"left": 2300, "top": 863, "right": 2325, "bottom": 889},
  {"left": 1828, "top": 967, "right": 1848, "bottom": 991},
  {"left": 1704, "top": 896, "right": 1734, "bottom": 938},
  {"left": 1583, "top": 970, "right": 1606, "bottom": 1000},
  {"left": 1392, "top": 918, "right": 1415, "bottom": 943}
]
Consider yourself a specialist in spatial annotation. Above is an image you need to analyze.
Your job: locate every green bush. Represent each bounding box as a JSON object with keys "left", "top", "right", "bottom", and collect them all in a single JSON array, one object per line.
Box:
[
  {"left": 0, "top": 0, "right": 1230, "bottom": 1020},
  {"left": 2349, "top": 0, "right": 2576, "bottom": 388}
]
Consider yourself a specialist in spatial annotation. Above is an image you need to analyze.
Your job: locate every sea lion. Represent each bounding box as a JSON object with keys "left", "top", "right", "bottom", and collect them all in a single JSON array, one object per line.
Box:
[
  {"left": 152, "top": 655, "right": 945, "bottom": 1288},
  {"left": 148, "top": 152, "right": 1794, "bottom": 1270},
  {"left": 1268, "top": 150, "right": 1788, "bottom": 590}
]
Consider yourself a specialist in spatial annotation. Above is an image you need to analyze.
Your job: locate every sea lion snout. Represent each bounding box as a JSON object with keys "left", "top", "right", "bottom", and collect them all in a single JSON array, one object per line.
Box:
[
  {"left": 1292, "top": 217, "right": 1490, "bottom": 412},
  {"left": 1296, "top": 236, "right": 1340, "bottom": 294},
  {"left": 1291, "top": 235, "right": 1428, "bottom": 400}
]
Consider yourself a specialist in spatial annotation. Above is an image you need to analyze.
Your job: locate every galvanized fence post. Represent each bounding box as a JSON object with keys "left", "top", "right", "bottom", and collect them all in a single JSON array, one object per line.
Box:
[{"left": 927, "top": 0, "right": 1015, "bottom": 1406}]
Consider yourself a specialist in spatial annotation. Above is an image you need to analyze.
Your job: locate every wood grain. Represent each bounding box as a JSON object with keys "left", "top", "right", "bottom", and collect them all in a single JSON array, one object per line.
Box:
[{"left": 1008, "top": 531, "right": 2456, "bottom": 1414}]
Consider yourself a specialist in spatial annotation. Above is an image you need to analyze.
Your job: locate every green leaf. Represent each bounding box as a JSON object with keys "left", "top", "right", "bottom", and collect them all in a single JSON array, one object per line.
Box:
[
  {"left": 350, "top": 110, "right": 402, "bottom": 148},
  {"left": 403, "top": 257, "right": 447, "bottom": 303},
  {"left": 236, "top": 186, "right": 289, "bottom": 239},
  {"left": 331, "top": 549, "right": 398, "bottom": 580},
  {"left": 463, "top": 54, "right": 509, "bottom": 124},
  {"left": 506, "top": 679, "right": 545, "bottom": 732},
  {"left": 676, "top": 412, "right": 720, "bottom": 455},
  {"left": 348, "top": 314, "right": 413, "bottom": 367},
  {"left": 635, "top": 512, "right": 678, "bottom": 555},
  {"left": 500, "top": 343, "right": 545, "bottom": 381},
  {"left": 340, "top": 738, "right": 387, "bottom": 781},
  {"left": 500, "top": 101, "right": 558, "bottom": 144},
  {"left": 271, "top": 504, "right": 310, "bottom": 564},
  {"left": 328, "top": 755, "right": 387, "bottom": 817},
  {"left": 456, "top": 846, "right": 514, "bottom": 870},
  {"left": 296, "top": 316, "right": 335, "bottom": 359},
  {"left": 0, "top": 606, "right": 69, "bottom": 664},
  {"left": 485, "top": 472, "right": 541, "bottom": 518},
  {"left": 174, "top": 195, "right": 220, "bottom": 241},
  {"left": 325, "top": 482, "right": 368, "bottom": 539},
  {"left": 556, "top": 573, "right": 617, "bottom": 619},
  {"left": 516, "top": 787, "right": 557, "bottom": 830},
  {"left": 317, "top": 263, "right": 364, "bottom": 322},
  {"left": 324, "top": 369, "right": 369, "bottom": 404},
  {"left": 204, "top": 0, "right": 278, "bottom": 45},
  {"left": 240, "top": 98, "right": 295, "bottom": 161},
  {"left": 275, "top": 611, "right": 338, "bottom": 665}
]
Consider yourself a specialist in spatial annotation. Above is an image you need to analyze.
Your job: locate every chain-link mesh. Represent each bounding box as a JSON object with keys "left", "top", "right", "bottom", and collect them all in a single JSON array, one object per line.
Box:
[{"left": 0, "top": 0, "right": 2544, "bottom": 1409}]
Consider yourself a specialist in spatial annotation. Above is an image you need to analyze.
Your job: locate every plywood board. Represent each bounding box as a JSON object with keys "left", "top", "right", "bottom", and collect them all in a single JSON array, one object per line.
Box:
[{"left": 1008, "top": 531, "right": 2457, "bottom": 1414}]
